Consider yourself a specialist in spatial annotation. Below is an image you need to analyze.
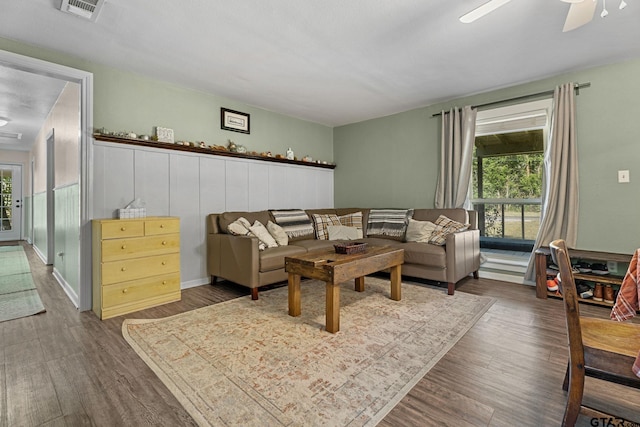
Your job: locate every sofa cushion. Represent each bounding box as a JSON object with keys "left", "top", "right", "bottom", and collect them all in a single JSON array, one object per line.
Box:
[
  {"left": 271, "top": 209, "right": 315, "bottom": 242},
  {"left": 366, "top": 209, "right": 413, "bottom": 241},
  {"left": 259, "top": 245, "right": 307, "bottom": 272},
  {"left": 290, "top": 239, "right": 337, "bottom": 252},
  {"left": 311, "top": 213, "right": 341, "bottom": 240},
  {"left": 219, "top": 211, "right": 271, "bottom": 234},
  {"left": 401, "top": 242, "right": 447, "bottom": 268}
]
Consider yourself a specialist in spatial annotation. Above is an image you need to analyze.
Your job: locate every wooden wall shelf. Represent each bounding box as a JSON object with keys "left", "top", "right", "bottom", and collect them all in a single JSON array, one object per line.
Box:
[{"left": 92, "top": 134, "right": 336, "bottom": 170}]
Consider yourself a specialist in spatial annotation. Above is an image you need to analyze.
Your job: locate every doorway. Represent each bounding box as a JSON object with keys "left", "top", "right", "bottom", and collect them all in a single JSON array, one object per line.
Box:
[
  {"left": 0, "top": 164, "right": 22, "bottom": 241},
  {"left": 0, "top": 49, "right": 93, "bottom": 310}
]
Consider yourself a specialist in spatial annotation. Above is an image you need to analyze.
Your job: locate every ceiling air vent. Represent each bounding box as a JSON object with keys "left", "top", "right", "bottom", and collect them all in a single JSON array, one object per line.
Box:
[
  {"left": 59, "top": 0, "right": 105, "bottom": 22},
  {"left": 0, "top": 131, "right": 22, "bottom": 140}
]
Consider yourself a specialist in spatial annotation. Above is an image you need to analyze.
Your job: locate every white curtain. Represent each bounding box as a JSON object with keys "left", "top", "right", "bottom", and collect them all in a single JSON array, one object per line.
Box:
[
  {"left": 525, "top": 83, "right": 579, "bottom": 281},
  {"left": 435, "top": 105, "right": 477, "bottom": 209}
]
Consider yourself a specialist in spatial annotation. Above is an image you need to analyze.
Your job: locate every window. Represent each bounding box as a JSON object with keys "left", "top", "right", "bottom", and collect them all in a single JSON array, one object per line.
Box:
[{"left": 470, "top": 99, "right": 552, "bottom": 251}]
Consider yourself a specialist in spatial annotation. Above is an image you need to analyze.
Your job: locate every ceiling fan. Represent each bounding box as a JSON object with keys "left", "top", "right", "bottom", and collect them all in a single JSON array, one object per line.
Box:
[{"left": 460, "top": 0, "right": 628, "bottom": 32}]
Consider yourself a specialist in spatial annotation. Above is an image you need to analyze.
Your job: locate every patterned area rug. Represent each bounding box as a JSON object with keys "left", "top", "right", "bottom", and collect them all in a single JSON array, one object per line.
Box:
[
  {"left": 123, "top": 276, "right": 494, "bottom": 426},
  {"left": 0, "top": 245, "right": 46, "bottom": 322}
]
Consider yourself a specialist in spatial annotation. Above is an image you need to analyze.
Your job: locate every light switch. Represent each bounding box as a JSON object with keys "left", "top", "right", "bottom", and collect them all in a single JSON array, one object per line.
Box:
[{"left": 618, "top": 170, "right": 630, "bottom": 183}]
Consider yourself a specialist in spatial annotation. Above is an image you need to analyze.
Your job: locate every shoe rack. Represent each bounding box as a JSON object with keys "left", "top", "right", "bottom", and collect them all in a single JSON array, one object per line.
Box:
[{"left": 534, "top": 247, "right": 632, "bottom": 308}]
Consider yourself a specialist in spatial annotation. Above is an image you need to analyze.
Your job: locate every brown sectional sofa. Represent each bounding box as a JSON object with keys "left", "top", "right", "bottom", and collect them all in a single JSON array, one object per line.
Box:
[{"left": 206, "top": 208, "right": 481, "bottom": 299}]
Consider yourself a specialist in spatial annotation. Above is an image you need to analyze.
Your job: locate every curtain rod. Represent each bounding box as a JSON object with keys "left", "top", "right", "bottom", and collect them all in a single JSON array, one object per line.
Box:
[{"left": 431, "top": 82, "right": 591, "bottom": 117}]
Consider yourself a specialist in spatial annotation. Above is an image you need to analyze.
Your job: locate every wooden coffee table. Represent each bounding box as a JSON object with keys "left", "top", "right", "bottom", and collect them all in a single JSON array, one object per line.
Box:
[{"left": 285, "top": 245, "right": 404, "bottom": 333}]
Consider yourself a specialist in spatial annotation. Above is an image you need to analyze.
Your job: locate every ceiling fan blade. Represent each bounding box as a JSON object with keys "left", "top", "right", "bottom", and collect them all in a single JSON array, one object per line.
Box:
[
  {"left": 563, "top": 0, "right": 597, "bottom": 32},
  {"left": 459, "top": 0, "right": 512, "bottom": 23}
]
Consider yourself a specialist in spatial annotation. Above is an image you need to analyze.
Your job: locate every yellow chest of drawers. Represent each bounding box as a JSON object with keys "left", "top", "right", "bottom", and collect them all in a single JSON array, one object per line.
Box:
[{"left": 92, "top": 217, "right": 181, "bottom": 319}]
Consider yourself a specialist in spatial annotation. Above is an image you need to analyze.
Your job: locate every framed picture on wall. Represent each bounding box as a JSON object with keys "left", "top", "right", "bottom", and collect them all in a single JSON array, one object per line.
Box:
[{"left": 221, "top": 108, "right": 250, "bottom": 134}]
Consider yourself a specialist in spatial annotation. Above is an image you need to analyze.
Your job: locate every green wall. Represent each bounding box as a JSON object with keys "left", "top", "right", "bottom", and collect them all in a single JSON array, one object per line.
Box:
[
  {"left": 334, "top": 58, "right": 640, "bottom": 254},
  {"left": 0, "top": 37, "right": 333, "bottom": 163}
]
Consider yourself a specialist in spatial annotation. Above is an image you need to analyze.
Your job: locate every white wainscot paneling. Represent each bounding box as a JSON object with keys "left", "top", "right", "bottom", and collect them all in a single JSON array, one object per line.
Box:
[
  {"left": 248, "top": 162, "right": 269, "bottom": 211},
  {"left": 268, "top": 164, "right": 290, "bottom": 209},
  {"left": 288, "top": 167, "right": 315, "bottom": 209},
  {"left": 93, "top": 144, "right": 134, "bottom": 219},
  {"left": 316, "top": 169, "right": 334, "bottom": 208},
  {"left": 199, "top": 157, "right": 226, "bottom": 216},
  {"left": 225, "top": 159, "right": 249, "bottom": 212},
  {"left": 169, "top": 154, "right": 204, "bottom": 284},
  {"left": 134, "top": 150, "right": 170, "bottom": 216}
]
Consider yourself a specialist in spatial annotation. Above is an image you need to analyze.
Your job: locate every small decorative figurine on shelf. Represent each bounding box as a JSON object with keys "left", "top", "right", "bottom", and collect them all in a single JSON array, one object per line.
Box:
[
  {"left": 228, "top": 139, "right": 237, "bottom": 152},
  {"left": 286, "top": 147, "right": 294, "bottom": 160}
]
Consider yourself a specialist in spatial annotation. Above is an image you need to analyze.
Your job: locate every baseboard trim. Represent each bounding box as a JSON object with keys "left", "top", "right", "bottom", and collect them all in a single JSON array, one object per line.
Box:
[
  {"left": 478, "top": 270, "right": 525, "bottom": 284},
  {"left": 32, "top": 244, "right": 47, "bottom": 264},
  {"left": 52, "top": 267, "right": 80, "bottom": 309},
  {"left": 181, "top": 277, "right": 212, "bottom": 290}
]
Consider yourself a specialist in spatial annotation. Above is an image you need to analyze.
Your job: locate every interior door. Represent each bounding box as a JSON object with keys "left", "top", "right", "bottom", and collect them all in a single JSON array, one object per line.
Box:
[{"left": 0, "top": 164, "right": 23, "bottom": 241}]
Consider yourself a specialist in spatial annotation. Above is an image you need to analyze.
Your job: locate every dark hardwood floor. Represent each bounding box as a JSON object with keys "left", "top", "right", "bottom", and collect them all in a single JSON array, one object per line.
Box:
[{"left": 1, "top": 241, "right": 639, "bottom": 426}]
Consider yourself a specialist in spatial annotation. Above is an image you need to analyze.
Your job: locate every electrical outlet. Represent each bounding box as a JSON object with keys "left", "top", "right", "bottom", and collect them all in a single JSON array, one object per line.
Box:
[{"left": 618, "top": 170, "right": 630, "bottom": 183}]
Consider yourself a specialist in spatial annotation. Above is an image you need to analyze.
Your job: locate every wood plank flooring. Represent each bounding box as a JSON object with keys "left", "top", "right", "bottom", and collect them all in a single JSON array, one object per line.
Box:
[{"left": 1, "top": 241, "right": 639, "bottom": 426}]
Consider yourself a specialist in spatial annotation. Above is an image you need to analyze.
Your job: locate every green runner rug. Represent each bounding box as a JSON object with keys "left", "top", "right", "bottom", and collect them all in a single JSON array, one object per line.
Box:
[{"left": 0, "top": 245, "right": 46, "bottom": 322}]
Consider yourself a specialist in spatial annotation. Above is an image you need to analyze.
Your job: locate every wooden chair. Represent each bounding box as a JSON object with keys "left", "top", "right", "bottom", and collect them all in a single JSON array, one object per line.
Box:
[{"left": 549, "top": 239, "right": 640, "bottom": 427}]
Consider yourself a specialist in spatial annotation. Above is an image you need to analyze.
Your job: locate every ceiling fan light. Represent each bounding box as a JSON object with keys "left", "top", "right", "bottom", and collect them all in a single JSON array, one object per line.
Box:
[
  {"left": 0, "top": 117, "right": 9, "bottom": 127},
  {"left": 459, "top": 0, "right": 512, "bottom": 24},
  {"left": 619, "top": 0, "right": 627, "bottom": 9},
  {"left": 601, "top": 0, "right": 609, "bottom": 16}
]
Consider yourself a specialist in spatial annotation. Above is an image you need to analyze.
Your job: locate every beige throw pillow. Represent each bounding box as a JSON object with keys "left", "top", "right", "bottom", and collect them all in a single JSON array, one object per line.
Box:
[
  {"left": 266, "top": 221, "right": 288, "bottom": 246},
  {"left": 249, "top": 221, "right": 279, "bottom": 249},
  {"left": 405, "top": 218, "right": 437, "bottom": 243},
  {"left": 227, "top": 217, "right": 252, "bottom": 236},
  {"left": 327, "top": 225, "right": 363, "bottom": 240}
]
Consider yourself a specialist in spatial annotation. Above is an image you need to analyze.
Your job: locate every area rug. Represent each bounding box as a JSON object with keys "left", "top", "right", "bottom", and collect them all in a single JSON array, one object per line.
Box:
[
  {"left": 0, "top": 245, "right": 46, "bottom": 322},
  {"left": 123, "top": 276, "right": 495, "bottom": 427}
]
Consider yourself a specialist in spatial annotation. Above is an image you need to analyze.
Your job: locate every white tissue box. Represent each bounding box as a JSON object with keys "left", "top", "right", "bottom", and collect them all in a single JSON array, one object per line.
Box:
[{"left": 118, "top": 208, "right": 147, "bottom": 219}]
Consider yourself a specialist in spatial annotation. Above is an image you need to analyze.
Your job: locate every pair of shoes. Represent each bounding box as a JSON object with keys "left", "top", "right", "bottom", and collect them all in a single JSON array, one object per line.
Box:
[
  {"left": 594, "top": 283, "right": 603, "bottom": 301},
  {"left": 604, "top": 284, "right": 615, "bottom": 304},
  {"left": 547, "top": 278, "right": 559, "bottom": 292},
  {"left": 591, "top": 263, "right": 609, "bottom": 275},
  {"left": 576, "top": 283, "right": 593, "bottom": 299}
]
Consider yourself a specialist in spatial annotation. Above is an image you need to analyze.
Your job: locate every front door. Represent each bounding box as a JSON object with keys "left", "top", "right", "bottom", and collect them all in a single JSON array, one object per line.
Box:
[{"left": 0, "top": 164, "right": 22, "bottom": 242}]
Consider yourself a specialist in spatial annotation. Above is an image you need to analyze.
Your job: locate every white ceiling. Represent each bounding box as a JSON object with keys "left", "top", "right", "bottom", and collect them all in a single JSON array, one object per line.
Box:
[{"left": 0, "top": 0, "right": 639, "bottom": 147}]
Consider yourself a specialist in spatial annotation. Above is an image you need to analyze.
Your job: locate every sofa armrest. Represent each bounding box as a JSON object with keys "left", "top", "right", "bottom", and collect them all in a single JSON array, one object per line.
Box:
[
  {"left": 207, "top": 233, "right": 260, "bottom": 288},
  {"left": 445, "top": 229, "right": 480, "bottom": 283}
]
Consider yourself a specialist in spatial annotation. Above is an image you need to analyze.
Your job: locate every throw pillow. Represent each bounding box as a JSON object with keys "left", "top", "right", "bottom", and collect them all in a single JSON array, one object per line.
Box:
[
  {"left": 338, "top": 211, "right": 363, "bottom": 230},
  {"left": 327, "top": 225, "right": 363, "bottom": 240},
  {"left": 271, "top": 210, "right": 315, "bottom": 240},
  {"left": 312, "top": 213, "right": 341, "bottom": 240},
  {"left": 226, "top": 217, "right": 252, "bottom": 236},
  {"left": 227, "top": 217, "right": 266, "bottom": 250},
  {"left": 249, "top": 221, "right": 279, "bottom": 249},
  {"left": 266, "top": 221, "right": 288, "bottom": 246},
  {"left": 428, "top": 215, "right": 470, "bottom": 246},
  {"left": 366, "top": 209, "right": 413, "bottom": 241},
  {"left": 405, "top": 218, "right": 437, "bottom": 243}
]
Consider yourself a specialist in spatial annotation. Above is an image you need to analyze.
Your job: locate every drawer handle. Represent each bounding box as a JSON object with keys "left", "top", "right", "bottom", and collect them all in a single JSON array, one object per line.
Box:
[
  {"left": 121, "top": 245, "right": 127, "bottom": 249},
  {"left": 122, "top": 288, "right": 128, "bottom": 294},
  {"left": 161, "top": 261, "right": 166, "bottom": 266},
  {"left": 162, "top": 280, "right": 167, "bottom": 285},
  {"left": 162, "top": 241, "right": 167, "bottom": 245},
  {"left": 121, "top": 267, "right": 127, "bottom": 272},
  {"left": 121, "top": 227, "right": 126, "bottom": 231},
  {"left": 160, "top": 224, "right": 165, "bottom": 228}
]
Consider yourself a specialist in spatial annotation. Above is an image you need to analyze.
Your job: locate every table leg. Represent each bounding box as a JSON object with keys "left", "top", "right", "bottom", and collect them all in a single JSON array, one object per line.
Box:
[
  {"left": 288, "top": 273, "right": 301, "bottom": 317},
  {"left": 390, "top": 264, "right": 402, "bottom": 301},
  {"left": 326, "top": 281, "right": 340, "bottom": 333},
  {"left": 354, "top": 276, "right": 365, "bottom": 292}
]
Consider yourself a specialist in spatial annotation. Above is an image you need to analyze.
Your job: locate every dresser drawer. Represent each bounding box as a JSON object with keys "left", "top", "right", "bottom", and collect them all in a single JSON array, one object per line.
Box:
[
  {"left": 101, "top": 253, "right": 180, "bottom": 285},
  {"left": 101, "top": 234, "right": 180, "bottom": 262},
  {"left": 100, "top": 220, "right": 144, "bottom": 239},
  {"left": 145, "top": 218, "right": 180, "bottom": 236},
  {"left": 102, "top": 272, "right": 181, "bottom": 310}
]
